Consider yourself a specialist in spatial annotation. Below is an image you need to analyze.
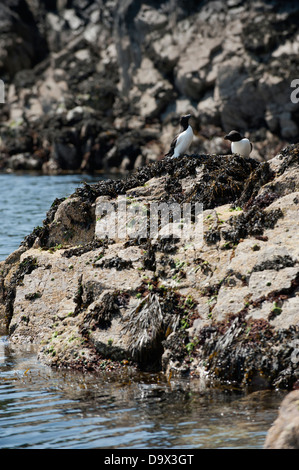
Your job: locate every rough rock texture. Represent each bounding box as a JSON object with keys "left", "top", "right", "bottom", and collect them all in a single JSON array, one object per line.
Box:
[
  {"left": 1, "top": 144, "right": 299, "bottom": 390},
  {"left": 264, "top": 390, "right": 299, "bottom": 449},
  {"left": 0, "top": 0, "right": 298, "bottom": 172}
]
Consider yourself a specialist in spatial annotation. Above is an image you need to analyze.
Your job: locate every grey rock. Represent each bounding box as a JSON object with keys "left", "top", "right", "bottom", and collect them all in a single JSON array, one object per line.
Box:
[
  {"left": 0, "top": 0, "right": 298, "bottom": 172},
  {"left": 1, "top": 146, "right": 299, "bottom": 388},
  {"left": 264, "top": 390, "right": 299, "bottom": 449}
]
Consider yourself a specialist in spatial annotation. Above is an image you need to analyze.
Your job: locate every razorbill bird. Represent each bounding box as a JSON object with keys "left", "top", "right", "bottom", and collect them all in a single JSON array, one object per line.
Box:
[
  {"left": 165, "top": 114, "right": 193, "bottom": 158},
  {"left": 224, "top": 130, "right": 253, "bottom": 157}
]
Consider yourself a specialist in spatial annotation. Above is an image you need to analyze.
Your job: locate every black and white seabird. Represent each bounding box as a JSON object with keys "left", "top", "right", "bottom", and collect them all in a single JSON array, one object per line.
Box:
[
  {"left": 224, "top": 130, "right": 253, "bottom": 158},
  {"left": 165, "top": 114, "right": 193, "bottom": 158}
]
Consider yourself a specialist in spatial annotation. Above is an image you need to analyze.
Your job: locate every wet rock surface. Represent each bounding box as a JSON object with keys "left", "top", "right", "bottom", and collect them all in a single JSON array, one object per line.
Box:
[
  {"left": 264, "top": 390, "right": 299, "bottom": 449},
  {"left": 0, "top": 0, "right": 298, "bottom": 173},
  {"left": 0, "top": 145, "right": 299, "bottom": 394}
]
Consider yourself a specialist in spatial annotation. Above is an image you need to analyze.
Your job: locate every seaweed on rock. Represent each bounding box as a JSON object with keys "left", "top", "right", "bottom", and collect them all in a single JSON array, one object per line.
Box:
[
  {"left": 21, "top": 153, "right": 276, "bottom": 253},
  {"left": 122, "top": 293, "right": 165, "bottom": 367},
  {"left": 222, "top": 207, "right": 284, "bottom": 244},
  {"left": 3, "top": 147, "right": 299, "bottom": 388}
]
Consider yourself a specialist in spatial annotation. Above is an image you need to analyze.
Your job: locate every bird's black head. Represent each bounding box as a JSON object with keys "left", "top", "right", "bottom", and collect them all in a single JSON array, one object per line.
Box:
[
  {"left": 224, "top": 130, "right": 243, "bottom": 142},
  {"left": 180, "top": 114, "right": 191, "bottom": 130}
]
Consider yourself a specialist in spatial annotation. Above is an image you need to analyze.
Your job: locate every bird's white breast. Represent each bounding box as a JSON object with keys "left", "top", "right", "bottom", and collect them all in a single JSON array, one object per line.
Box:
[
  {"left": 173, "top": 125, "right": 193, "bottom": 158},
  {"left": 231, "top": 138, "right": 251, "bottom": 157}
]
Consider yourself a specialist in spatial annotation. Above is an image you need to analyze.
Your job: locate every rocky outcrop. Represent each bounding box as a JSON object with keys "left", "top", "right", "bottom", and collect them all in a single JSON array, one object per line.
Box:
[
  {"left": 0, "top": 0, "right": 298, "bottom": 172},
  {"left": 264, "top": 390, "right": 299, "bottom": 449},
  {"left": 0, "top": 144, "right": 299, "bottom": 389}
]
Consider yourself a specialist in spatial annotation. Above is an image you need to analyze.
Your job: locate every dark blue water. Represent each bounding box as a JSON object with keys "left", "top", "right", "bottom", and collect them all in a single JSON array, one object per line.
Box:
[{"left": 0, "top": 173, "right": 284, "bottom": 449}]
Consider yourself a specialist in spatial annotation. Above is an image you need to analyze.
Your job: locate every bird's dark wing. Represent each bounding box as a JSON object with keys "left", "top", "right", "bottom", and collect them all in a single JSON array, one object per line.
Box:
[
  {"left": 250, "top": 143, "right": 253, "bottom": 152},
  {"left": 165, "top": 134, "right": 178, "bottom": 157}
]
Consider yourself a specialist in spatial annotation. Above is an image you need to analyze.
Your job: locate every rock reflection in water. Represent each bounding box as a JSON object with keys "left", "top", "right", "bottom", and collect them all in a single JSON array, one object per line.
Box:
[{"left": 0, "top": 337, "right": 286, "bottom": 449}]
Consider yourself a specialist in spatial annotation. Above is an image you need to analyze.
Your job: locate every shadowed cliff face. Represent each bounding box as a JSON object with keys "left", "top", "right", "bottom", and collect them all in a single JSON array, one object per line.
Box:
[
  {"left": 0, "top": 146, "right": 299, "bottom": 389},
  {"left": 0, "top": 0, "right": 298, "bottom": 172}
]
